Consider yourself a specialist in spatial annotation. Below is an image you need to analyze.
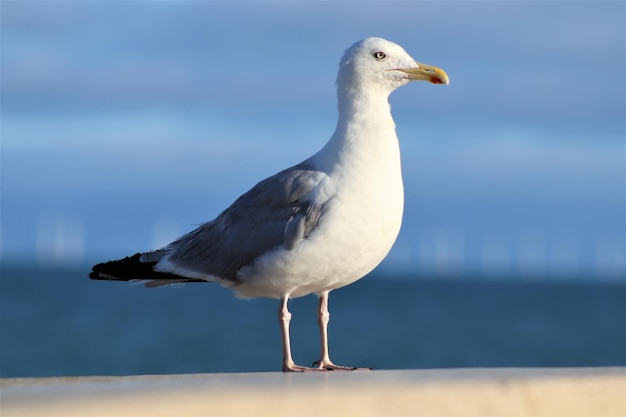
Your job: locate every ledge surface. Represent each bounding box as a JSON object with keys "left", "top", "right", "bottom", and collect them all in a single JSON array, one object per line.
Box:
[{"left": 2, "top": 367, "right": 625, "bottom": 417}]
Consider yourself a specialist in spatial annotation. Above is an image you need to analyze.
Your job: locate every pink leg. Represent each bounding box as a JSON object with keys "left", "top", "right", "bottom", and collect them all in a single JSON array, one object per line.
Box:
[
  {"left": 278, "top": 295, "right": 322, "bottom": 372},
  {"left": 312, "top": 291, "right": 371, "bottom": 371}
]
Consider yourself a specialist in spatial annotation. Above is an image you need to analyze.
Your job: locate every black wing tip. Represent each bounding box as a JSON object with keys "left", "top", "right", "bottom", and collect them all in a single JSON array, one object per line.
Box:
[
  {"left": 89, "top": 253, "right": 153, "bottom": 281},
  {"left": 88, "top": 253, "right": 208, "bottom": 285}
]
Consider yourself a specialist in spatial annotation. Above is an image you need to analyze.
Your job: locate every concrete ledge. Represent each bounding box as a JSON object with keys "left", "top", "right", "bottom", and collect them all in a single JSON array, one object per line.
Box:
[{"left": 2, "top": 368, "right": 624, "bottom": 417}]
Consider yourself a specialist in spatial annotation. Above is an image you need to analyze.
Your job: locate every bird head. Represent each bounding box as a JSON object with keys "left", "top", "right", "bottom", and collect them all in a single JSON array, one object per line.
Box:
[{"left": 337, "top": 37, "right": 449, "bottom": 96}]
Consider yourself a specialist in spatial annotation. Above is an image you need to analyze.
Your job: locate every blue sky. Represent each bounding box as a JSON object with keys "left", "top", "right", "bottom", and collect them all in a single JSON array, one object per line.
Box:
[{"left": 1, "top": 1, "right": 624, "bottom": 280}]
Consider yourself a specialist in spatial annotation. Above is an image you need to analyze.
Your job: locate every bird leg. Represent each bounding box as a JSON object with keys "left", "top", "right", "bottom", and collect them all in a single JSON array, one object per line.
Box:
[
  {"left": 278, "top": 293, "right": 370, "bottom": 372},
  {"left": 312, "top": 291, "right": 369, "bottom": 371},
  {"left": 278, "top": 295, "right": 320, "bottom": 372}
]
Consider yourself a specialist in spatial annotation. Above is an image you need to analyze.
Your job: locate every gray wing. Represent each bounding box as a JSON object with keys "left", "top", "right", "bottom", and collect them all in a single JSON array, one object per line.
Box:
[{"left": 142, "top": 161, "right": 336, "bottom": 283}]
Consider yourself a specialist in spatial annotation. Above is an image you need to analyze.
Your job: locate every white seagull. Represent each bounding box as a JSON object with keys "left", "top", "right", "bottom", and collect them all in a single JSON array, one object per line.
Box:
[{"left": 90, "top": 37, "right": 449, "bottom": 372}]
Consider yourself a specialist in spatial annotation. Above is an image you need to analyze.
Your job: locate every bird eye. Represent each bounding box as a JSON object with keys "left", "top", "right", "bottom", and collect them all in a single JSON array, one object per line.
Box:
[{"left": 373, "top": 51, "right": 386, "bottom": 60}]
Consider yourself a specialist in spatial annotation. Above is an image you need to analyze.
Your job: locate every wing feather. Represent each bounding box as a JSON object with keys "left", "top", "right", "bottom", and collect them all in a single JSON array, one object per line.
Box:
[{"left": 147, "top": 161, "right": 335, "bottom": 282}]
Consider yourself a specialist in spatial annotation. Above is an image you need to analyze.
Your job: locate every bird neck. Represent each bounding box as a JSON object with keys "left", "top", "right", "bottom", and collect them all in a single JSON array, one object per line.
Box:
[
  {"left": 335, "top": 83, "right": 395, "bottom": 131},
  {"left": 313, "top": 90, "right": 399, "bottom": 176}
]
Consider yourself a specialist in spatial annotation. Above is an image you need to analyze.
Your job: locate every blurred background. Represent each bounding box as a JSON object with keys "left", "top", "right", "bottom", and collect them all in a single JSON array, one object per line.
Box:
[{"left": 1, "top": 1, "right": 624, "bottom": 377}]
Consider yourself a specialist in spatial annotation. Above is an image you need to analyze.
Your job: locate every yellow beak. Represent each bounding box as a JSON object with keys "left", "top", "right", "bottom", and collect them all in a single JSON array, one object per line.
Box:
[{"left": 398, "top": 62, "right": 449, "bottom": 85}]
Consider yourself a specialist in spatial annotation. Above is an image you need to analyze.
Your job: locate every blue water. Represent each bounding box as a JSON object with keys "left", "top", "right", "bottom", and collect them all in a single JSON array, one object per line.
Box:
[{"left": 1, "top": 265, "right": 624, "bottom": 377}]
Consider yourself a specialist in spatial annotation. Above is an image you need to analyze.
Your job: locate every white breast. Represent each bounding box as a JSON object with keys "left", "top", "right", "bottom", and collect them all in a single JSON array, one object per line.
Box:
[{"left": 235, "top": 105, "right": 404, "bottom": 299}]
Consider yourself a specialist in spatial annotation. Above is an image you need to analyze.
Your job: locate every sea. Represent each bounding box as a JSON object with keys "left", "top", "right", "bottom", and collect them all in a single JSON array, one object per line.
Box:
[{"left": 1, "top": 265, "right": 624, "bottom": 378}]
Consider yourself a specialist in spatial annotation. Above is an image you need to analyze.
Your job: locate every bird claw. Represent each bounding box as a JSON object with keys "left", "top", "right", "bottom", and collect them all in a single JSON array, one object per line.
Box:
[
  {"left": 281, "top": 360, "right": 371, "bottom": 372},
  {"left": 311, "top": 360, "right": 372, "bottom": 371},
  {"left": 282, "top": 363, "right": 324, "bottom": 372}
]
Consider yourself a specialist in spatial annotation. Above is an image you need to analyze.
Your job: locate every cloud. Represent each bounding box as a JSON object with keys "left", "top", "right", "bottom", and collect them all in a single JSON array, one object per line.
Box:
[
  {"left": 3, "top": 1, "right": 623, "bottom": 120},
  {"left": 1, "top": 1, "right": 624, "bottom": 277}
]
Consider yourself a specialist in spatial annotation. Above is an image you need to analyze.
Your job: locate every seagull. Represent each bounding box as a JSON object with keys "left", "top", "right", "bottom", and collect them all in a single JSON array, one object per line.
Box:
[{"left": 90, "top": 37, "right": 449, "bottom": 372}]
